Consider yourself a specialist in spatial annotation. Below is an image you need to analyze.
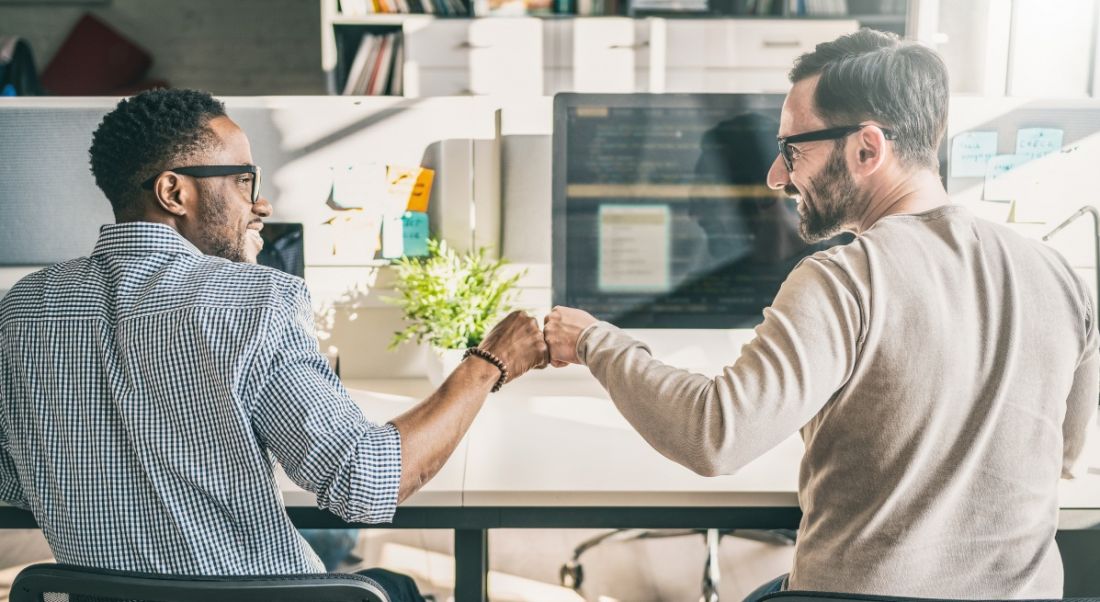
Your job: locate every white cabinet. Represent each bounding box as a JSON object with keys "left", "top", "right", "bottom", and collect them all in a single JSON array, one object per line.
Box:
[
  {"left": 657, "top": 18, "right": 859, "bottom": 92},
  {"left": 329, "top": 15, "right": 862, "bottom": 97},
  {"left": 544, "top": 17, "right": 652, "bottom": 94},
  {"left": 403, "top": 18, "right": 543, "bottom": 96}
]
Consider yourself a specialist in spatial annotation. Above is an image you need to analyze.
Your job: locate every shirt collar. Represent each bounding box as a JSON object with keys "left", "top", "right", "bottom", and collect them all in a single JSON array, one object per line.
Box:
[{"left": 90, "top": 222, "right": 203, "bottom": 258}]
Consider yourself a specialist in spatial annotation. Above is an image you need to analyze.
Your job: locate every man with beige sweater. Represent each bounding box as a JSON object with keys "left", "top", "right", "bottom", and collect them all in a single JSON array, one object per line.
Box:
[{"left": 544, "top": 29, "right": 1098, "bottom": 600}]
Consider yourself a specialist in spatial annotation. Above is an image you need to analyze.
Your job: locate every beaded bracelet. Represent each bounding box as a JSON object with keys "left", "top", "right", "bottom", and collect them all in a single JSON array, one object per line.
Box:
[{"left": 462, "top": 347, "right": 509, "bottom": 393}]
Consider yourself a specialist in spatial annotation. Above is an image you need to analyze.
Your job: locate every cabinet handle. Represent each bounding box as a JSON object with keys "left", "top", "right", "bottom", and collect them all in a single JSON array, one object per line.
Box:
[
  {"left": 762, "top": 40, "right": 800, "bottom": 48},
  {"left": 456, "top": 41, "right": 492, "bottom": 50},
  {"left": 608, "top": 41, "right": 650, "bottom": 50}
]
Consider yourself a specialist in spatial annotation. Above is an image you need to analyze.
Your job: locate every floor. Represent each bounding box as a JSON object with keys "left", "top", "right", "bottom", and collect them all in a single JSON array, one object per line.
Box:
[{"left": 0, "top": 528, "right": 795, "bottom": 601}]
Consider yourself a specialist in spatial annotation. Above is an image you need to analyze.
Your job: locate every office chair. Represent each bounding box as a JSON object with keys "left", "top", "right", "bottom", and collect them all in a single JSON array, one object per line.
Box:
[
  {"left": 559, "top": 528, "right": 797, "bottom": 602},
  {"left": 758, "top": 592, "right": 1100, "bottom": 602},
  {"left": 9, "top": 563, "right": 388, "bottom": 602}
]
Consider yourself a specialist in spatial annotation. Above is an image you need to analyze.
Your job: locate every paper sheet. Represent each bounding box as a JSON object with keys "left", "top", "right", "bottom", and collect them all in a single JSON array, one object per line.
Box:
[{"left": 598, "top": 205, "right": 670, "bottom": 293}]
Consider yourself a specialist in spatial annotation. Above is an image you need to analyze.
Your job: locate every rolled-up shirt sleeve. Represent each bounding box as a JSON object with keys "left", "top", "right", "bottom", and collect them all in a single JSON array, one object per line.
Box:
[
  {"left": 0, "top": 446, "right": 28, "bottom": 510},
  {"left": 250, "top": 280, "right": 401, "bottom": 523}
]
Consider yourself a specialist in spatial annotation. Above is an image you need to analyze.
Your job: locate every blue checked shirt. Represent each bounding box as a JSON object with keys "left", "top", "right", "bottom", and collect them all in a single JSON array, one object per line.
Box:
[{"left": 0, "top": 223, "right": 402, "bottom": 575}]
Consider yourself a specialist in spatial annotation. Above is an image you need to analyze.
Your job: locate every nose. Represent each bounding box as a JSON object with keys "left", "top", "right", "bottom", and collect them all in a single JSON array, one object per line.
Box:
[
  {"left": 766, "top": 154, "right": 789, "bottom": 191},
  {"left": 252, "top": 196, "right": 273, "bottom": 218}
]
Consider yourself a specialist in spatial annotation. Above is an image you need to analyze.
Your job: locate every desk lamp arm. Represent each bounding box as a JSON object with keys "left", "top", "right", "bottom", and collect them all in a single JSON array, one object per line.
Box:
[{"left": 1043, "top": 206, "right": 1100, "bottom": 304}]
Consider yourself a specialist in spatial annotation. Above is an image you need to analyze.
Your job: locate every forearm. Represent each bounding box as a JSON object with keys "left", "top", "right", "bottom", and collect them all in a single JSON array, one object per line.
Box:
[
  {"left": 390, "top": 357, "right": 499, "bottom": 502},
  {"left": 579, "top": 323, "right": 747, "bottom": 476}
]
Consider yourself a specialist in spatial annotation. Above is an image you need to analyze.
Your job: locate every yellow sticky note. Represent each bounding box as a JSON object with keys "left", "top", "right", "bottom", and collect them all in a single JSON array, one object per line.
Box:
[{"left": 386, "top": 165, "right": 435, "bottom": 213}]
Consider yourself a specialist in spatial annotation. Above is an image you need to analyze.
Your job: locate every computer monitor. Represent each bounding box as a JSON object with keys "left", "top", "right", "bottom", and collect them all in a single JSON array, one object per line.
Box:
[
  {"left": 256, "top": 222, "right": 305, "bottom": 278},
  {"left": 552, "top": 93, "right": 852, "bottom": 329}
]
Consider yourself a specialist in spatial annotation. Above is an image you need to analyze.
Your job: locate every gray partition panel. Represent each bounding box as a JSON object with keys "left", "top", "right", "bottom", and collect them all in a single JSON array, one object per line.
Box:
[{"left": 0, "top": 107, "right": 115, "bottom": 265}]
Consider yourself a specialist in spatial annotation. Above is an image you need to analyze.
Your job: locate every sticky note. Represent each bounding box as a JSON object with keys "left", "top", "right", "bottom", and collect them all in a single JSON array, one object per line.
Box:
[
  {"left": 381, "top": 211, "right": 430, "bottom": 259},
  {"left": 1015, "top": 128, "right": 1063, "bottom": 161},
  {"left": 951, "top": 131, "right": 998, "bottom": 178},
  {"left": 381, "top": 214, "right": 404, "bottom": 259},
  {"left": 983, "top": 154, "right": 1029, "bottom": 202},
  {"left": 385, "top": 166, "right": 435, "bottom": 214},
  {"left": 401, "top": 212, "right": 429, "bottom": 257},
  {"left": 328, "top": 165, "right": 369, "bottom": 210},
  {"left": 407, "top": 169, "right": 435, "bottom": 213}
]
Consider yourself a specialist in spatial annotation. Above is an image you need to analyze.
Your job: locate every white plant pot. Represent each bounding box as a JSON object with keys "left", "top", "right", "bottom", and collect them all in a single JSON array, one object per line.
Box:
[{"left": 425, "top": 347, "right": 467, "bottom": 386}]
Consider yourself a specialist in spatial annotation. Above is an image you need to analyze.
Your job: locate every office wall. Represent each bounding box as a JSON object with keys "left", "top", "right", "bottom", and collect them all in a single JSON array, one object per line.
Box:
[
  {"left": 0, "top": 96, "right": 503, "bottom": 379},
  {"left": 0, "top": 0, "right": 325, "bottom": 95}
]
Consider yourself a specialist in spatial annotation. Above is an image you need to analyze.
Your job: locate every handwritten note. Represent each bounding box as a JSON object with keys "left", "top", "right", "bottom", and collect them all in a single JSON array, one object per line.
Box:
[
  {"left": 381, "top": 211, "right": 430, "bottom": 259},
  {"left": 951, "top": 131, "right": 998, "bottom": 178},
  {"left": 1015, "top": 128, "right": 1064, "bottom": 161},
  {"left": 983, "top": 154, "right": 1029, "bottom": 202}
]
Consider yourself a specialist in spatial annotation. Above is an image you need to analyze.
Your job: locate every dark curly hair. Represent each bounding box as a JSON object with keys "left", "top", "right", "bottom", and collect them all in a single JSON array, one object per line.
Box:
[{"left": 89, "top": 89, "right": 227, "bottom": 220}]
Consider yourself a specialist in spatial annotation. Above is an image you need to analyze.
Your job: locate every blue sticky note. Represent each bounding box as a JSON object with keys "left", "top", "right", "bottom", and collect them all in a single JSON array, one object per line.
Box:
[
  {"left": 1015, "top": 128, "right": 1063, "bottom": 161},
  {"left": 401, "top": 212, "right": 429, "bottom": 258},
  {"left": 951, "top": 131, "right": 998, "bottom": 178},
  {"left": 983, "top": 154, "right": 1029, "bottom": 202}
]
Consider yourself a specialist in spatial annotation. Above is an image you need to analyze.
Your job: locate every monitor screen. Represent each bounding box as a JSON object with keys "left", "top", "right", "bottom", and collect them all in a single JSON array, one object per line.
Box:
[
  {"left": 552, "top": 93, "right": 853, "bottom": 329},
  {"left": 256, "top": 222, "right": 305, "bottom": 278}
]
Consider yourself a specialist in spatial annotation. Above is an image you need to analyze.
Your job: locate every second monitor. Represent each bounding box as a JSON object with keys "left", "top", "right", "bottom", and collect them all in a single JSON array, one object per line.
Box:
[{"left": 552, "top": 93, "right": 852, "bottom": 329}]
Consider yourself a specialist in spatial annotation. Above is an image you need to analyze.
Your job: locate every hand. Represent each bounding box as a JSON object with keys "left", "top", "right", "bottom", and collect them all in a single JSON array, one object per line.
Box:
[
  {"left": 478, "top": 310, "right": 549, "bottom": 383},
  {"left": 543, "top": 306, "right": 598, "bottom": 367}
]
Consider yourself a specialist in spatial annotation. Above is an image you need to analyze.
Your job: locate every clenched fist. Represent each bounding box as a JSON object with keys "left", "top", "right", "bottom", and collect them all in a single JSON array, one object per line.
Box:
[
  {"left": 543, "top": 306, "right": 598, "bottom": 367},
  {"left": 478, "top": 310, "right": 550, "bottom": 383}
]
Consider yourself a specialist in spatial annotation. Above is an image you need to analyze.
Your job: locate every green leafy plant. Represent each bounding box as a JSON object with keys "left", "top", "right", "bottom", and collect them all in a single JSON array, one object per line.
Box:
[{"left": 387, "top": 239, "right": 525, "bottom": 351}]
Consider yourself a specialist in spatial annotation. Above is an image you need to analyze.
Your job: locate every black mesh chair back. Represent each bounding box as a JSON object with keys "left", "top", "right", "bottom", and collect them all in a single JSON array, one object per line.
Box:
[
  {"left": 9, "top": 563, "right": 388, "bottom": 602},
  {"left": 760, "top": 592, "right": 1100, "bottom": 602}
]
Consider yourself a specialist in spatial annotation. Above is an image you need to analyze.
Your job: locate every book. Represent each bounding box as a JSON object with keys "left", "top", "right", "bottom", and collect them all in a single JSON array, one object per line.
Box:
[{"left": 342, "top": 33, "right": 374, "bottom": 95}]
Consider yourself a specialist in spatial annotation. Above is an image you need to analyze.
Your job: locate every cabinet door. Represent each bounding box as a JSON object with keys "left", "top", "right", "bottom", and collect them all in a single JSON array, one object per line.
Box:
[
  {"left": 404, "top": 18, "right": 542, "bottom": 96},
  {"left": 468, "top": 18, "right": 543, "bottom": 95},
  {"left": 724, "top": 19, "right": 859, "bottom": 68},
  {"left": 660, "top": 18, "right": 858, "bottom": 68},
  {"left": 572, "top": 18, "right": 647, "bottom": 92},
  {"left": 662, "top": 19, "right": 712, "bottom": 67},
  {"left": 544, "top": 18, "right": 650, "bottom": 93},
  {"left": 404, "top": 20, "right": 472, "bottom": 68}
]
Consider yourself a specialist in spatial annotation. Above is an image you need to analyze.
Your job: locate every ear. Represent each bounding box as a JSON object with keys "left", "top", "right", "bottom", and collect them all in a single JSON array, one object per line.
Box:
[
  {"left": 851, "top": 125, "right": 889, "bottom": 177},
  {"left": 151, "top": 172, "right": 193, "bottom": 218}
]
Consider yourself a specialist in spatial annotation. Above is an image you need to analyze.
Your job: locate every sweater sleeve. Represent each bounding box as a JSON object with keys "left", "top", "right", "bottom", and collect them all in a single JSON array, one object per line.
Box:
[
  {"left": 1061, "top": 286, "right": 1099, "bottom": 479},
  {"left": 577, "top": 256, "right": 864, "bottom": 476}
]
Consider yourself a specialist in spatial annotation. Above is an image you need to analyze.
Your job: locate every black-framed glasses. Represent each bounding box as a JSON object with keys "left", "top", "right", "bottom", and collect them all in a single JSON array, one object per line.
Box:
[
  {"left": 777, "top": 124, "right": 897, "bottom": 172},
  {"left": 141, "top": 165, "right": 262, "bottom": 204}
]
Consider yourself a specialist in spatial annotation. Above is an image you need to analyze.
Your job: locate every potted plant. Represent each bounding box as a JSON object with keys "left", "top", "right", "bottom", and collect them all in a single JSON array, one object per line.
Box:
[{"left": 387, "top": 239, "right": 525, "bottom": 385}]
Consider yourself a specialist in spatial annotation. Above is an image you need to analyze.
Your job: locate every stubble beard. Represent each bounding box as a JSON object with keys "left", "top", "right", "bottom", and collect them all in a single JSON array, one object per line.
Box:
[
  {"left": 196, "top": 190, "right": 248, "bottom": 263},
  {"left": 797, "top": 146, "right": 860, "bottom": 244}
]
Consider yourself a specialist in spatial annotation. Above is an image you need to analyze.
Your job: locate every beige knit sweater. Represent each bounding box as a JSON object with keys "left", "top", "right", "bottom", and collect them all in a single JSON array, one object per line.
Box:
[{"left": 578, "top": 205, "right": 1098, "bottom": 598}]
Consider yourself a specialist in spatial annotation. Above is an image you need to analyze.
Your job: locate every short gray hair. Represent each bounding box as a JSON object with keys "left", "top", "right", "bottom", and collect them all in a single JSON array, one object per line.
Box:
[{"left": 789, "top": 29, "right": 948, "bottom": 171}]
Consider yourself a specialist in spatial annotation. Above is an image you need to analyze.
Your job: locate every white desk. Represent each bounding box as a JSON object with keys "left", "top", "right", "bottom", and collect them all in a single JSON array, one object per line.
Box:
[
  {"left": 321, "top": 378, "right": 1100, "bottom": 515},
  {"left": 5, "top": 377, "right": 1099, "bottom": 602},
  {"left": 285, "top": 378, "right": 1100, "bottom": 601}
]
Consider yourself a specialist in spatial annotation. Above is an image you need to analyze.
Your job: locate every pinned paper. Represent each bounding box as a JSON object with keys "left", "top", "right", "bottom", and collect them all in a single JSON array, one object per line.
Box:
[
  {"left": 951, "top": 131, "right": 998, "bottom": 178},
  {"left": 328, "top": 165, "right": 377, "bottom": 210},
  {"left": 401, "top": 212, "right": 429, "bottom": 257},
  {"left": 983, "top": 154, "right": 1029, "bottom": 202},
  {"left": 381, "top": 211, "right": 430, "bottom": 259},
  {"left": 385, "top": 166, "right": 435, "bottom": 213},
  {"left": 1015, "top": 128, "right": 1064, "bottom": 161}
]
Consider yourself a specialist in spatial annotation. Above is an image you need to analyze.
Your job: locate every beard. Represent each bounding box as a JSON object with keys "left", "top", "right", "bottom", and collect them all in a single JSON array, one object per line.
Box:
[
  {"left": 792, "top": 145, "right": 860, "bottom": 243},
  {"left": 194, "top": 189, "right": 248, "bottom": 263}
]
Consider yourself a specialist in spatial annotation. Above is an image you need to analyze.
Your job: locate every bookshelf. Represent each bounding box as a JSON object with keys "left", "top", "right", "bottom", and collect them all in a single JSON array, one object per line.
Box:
[{"left": 321, "top": 0, "right": 915, "bottom": 96}]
